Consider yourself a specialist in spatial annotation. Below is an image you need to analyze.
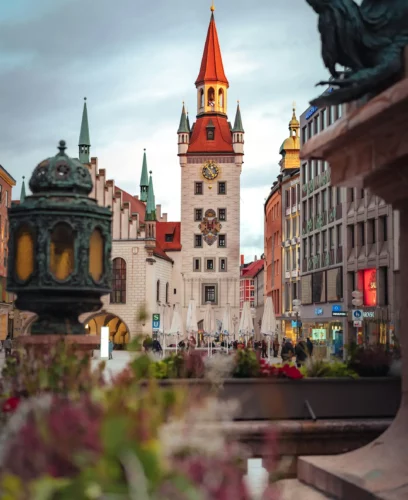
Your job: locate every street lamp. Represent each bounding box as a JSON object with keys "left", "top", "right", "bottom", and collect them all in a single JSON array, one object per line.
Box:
[{"left": 293, "top": 299, "right": 302, "bottom": 341}]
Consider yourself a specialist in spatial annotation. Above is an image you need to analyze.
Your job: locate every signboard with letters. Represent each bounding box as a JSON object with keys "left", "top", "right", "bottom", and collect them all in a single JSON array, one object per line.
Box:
[{"left": 152, "top": 313, "right": 160, "bottom": 330}]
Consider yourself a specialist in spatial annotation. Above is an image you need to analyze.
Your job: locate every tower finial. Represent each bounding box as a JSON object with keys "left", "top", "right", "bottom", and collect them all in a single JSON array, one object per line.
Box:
[{"left": 211, "top": 0, "right": 215, "bottom": 12}]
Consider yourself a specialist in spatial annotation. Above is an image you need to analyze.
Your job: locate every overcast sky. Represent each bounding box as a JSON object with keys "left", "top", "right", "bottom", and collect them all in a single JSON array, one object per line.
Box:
[{"left": 0, "top": 0, "right": 327, "bottom": 261}]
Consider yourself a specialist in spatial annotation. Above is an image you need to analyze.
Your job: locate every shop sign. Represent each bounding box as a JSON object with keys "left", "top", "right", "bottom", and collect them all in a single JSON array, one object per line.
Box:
[
  {"left": 332, "top": 304, "right": 342, "bottom": 313},
  {"left": 315, "top": 308, "right": 323, "bottom": 316},
  {"left": 363, "top": 311, "right": 375, "bottom": 318},
  {"left": 353, "top": 320, "right": 362, "bottom": 327},
  {"left": 352, "top": 310, "right": 363, "bottom": 321},
  {"left": 332, "top": 311, "right": 347, "bottom": 317},
  {"left": 291, "top": 320, "right": 301, "bottom": 328}
]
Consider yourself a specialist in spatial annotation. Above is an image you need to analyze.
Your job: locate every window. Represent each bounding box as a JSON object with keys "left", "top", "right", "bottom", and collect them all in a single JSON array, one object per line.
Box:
[
  {"left": 165, "top": 282, "right": 169, "bottom": 303},
  {"left": 336, "top": 225, "right": 342, "bottom": 246},
  {"left": 286, "top": 249, "right": 290, "bottom": 272},
  {"left": 301, "top": 126, "right": 307, "bottom": 144},
  {"left": 291, "top": 186, "right": 296, "bottom": 207},
  {"left": 302, "top": 201, "right": 307, "bottom": 221},
  {"left": 218, "top": 208, "right": 226, "bottom": 221},
  {"left": 380, "top": 216, "right": 388, "bottom": 241},
  {"left": 199, "top": 89, "right": 204, "bottom": 108},
  {"left": 329, "top": 227, "right": 334, "bottom": 249},
  {"left": 314, "top": 160, "right": 319, "bottom": 177},
  {"left": 358, "top": 222, "right": 365, "bottom": 246},
  {"left": 194, "top": 208, "right": 203, "bottom": 221},
  {"left": 336, "top": 187, "right": 341, "bottom": 205},
  {"left": 165, "top": 234, "right": 174, "bottom": 242},
  {"left": 204, "top": 284, "right": 217, "bottom": 304},
  {"left": 250, "top": 290, "right": 255, "bottom": 297},
  {"left": 292, "top": 247, "right": 297, "bottom": 270},
  {"left": 174, "top": 288, "right": 177, "bottom": 295},
  {"left": 308, "top": 161, "right": 312, "bottom": 181},
  {"left": 194, "top": 234, "right": 202, "bottom": 247},
  {"left": 206, "top": 258, "right": 215, "bottom": 271},
  {"left": 285, "top": 190, "right": 290, "bottom": 209},
  {"left": 219, "top": 258, "right": 227, "bottom": 271},
  {"left": 218, "top": 182, "right": 226, "bottom": 195},
  {"left": 302, "top": 164, "right": 306, "bottom": 184},
  {"left": 329, "top": 187, "right": 334, "bottom": 208},
  {"left": 156, "top": 280, "right": 160, "bottom": 302},
  {"left": 250, "top": 280, "right": 254, "bottom": 286},
  {"left": 315, "top": 233, "right": 320, "bottom": 254},
  {"left": 207, "top": 128, "right": 215, "bottom": 140},
  {"left": 322, "top": 230, "right": 327, "bottom": 251},
  {"left": 111, "top": 258, "right": 126, "bottom": 304},
  {"left": 286, "top": 219, "right": 291, "bottom": 239},
  {"left": 193, "top": 258, "right": 201, "bottom": 272},
  {"left": 5, "top": 191, "right": 8, "bottom": 207},
  {"left": 308, "top": 122, "right": 313, "bottom": 140},
  {"left": 322, "top": 189, "right": 327, "bottom": 211},
  {"left": 296, "top": 184, "right": 300, "bottom": 204},
  {"left": 369, "top": 219, "right": 376, "bottom": 244},
  {"left": 348, "top": 225, "right": 355, "bottom": 248},
  {"left": 303, "top": 238, "right": 308, "bottom": 260},
  {"left": 349, "top": 188, "right": 355, "bottom": 202},
  {"left": 195, "top": 182, "right": 203, "bottom": 195},
  {"left": 315, "top": 193, "right": 320, "bottom": 215},
  {"left": 309, "top": 235, "right": 313, "bottom": 256},
  {"left": 218, "top": 234, "right": 226, "bottom": 247}
]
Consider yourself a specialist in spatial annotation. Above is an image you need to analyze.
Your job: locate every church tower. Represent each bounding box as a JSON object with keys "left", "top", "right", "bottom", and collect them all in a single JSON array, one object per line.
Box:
[{"left": 178, "top": 4, "right": 244, "bottom": 325}]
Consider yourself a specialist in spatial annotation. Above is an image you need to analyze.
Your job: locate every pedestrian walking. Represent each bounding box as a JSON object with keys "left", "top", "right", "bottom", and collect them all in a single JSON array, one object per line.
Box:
[
  {"left": 295, "top": 339, "right": 308, "bottom": 368},
  {"left": 4, "top": 337, "right": 12, "bottom": 358},
  {"left": 108, "top": 339, "right": 113, "bottom": 360},
  {"left": 273, "top": 336, "right": 280, "bottom": 358},
  {"left": 306, "top": 337, "right": 314, "bottom": 357}
]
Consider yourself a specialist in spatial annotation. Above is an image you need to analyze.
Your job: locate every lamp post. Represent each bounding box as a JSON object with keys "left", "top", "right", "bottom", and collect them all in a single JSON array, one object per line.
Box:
[
  {"left": 232, "top": 314, "right": 238, "bottom": 341},
  {"left": 352, "top": 289, "right": 363, "bottom": 345},
  {"left": 7, "top": 140, "right": 112, "bottom": 336},
  {"left": 293, "top": 299, "right": 301, "bottom": 341}
]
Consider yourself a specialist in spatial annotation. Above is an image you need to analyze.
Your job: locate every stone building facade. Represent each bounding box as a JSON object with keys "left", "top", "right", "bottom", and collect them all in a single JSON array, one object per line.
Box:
[{"left": 177, "top": 8, "right": 244, "bottom": 330}]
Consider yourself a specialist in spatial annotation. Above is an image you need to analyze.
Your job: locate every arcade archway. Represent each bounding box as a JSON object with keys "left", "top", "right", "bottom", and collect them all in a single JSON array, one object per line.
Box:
[{"left": 84, "top": 313, "right": 130, "bottom": 347}]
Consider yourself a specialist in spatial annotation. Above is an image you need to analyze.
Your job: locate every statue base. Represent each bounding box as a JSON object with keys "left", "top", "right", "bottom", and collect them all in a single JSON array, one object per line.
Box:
[{"left": 299, "top": 53, "right": 408, "bottom": 499}]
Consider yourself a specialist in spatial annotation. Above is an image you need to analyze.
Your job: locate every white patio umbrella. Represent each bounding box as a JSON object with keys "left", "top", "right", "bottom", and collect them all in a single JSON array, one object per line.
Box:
[
  {"left": 222, "top": 303, "right": 232, "bottom": 353},
  {"left": 260, "top": 296, "right": 277, "bottom": 362},
  {"left": 168, "top": 303, "right": 184, "bottom": 353},
  {"left": 186, "top": 299, "right": 199, "bottom": 344},
  {"left": 203, "top": 302, "right": 215, "bottom": 356},
  {"left": 238, "top": 301, "right": 254, "bottom": 347},
  {"left": 159, "top": 304, "right": 173, "bottom": 355}
]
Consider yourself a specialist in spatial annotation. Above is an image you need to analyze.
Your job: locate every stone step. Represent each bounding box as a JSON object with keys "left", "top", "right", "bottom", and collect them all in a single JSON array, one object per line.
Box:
[{"left": 276, "top": 479, "right": 333, "bottom": 499}]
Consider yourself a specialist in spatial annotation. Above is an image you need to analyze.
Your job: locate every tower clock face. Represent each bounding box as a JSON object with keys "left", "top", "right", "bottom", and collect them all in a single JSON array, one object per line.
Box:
[{"left": 201, "top": 160, "right": 220, "bottom": 181}]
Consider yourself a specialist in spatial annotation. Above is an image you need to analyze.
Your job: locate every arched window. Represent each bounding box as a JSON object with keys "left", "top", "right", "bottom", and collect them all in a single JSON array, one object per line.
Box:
[
  {"left": 218, "top": 89, "right": 224, "bottom": 109},
  {"left": 200, "top": 89, "right": 204, "bottom": 108},
  {"left": 156, "top": 279, "right": 160, "bottom": 302},
  {"left": 166, "top": 282, "right": 169, "bottom": 303},
  {"left": 111, "top": 258, "right": 126, "bottom": 304},
  {"left": 207, "top": 87, "right": 215, "bottom": 109}
]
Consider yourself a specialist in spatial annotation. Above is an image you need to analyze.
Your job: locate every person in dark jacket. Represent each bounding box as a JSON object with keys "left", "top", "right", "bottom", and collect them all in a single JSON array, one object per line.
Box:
[
  {"left": 281, "top": 339, "right": 294, "bottom": 362},
  {"left": 306, "top": 337, "right": 314, "bottom": 357},
  {"left": 295, "top": 340, "right": 308, "bottom": 367}
]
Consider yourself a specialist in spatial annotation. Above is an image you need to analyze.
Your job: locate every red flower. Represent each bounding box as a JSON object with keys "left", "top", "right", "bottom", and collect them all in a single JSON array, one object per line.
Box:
[
  {"left": 2, "top": 396, "right": 21, "bottom": 413},
  {"left": 280, "top": 364, "right": 303, "bottom": 380}
]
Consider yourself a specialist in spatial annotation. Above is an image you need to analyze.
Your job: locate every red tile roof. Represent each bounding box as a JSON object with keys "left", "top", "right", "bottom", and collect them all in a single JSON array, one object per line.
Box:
[
  {"left": 188, "top": 115, "right": 233, "bottom": 153},
  {"left": 156, "top": 221, "right": 182, "bottom": 251},
  {"left": 153, "top": 245, "right": 173, "bottom": 263},
  {"left": 241, "top": 259, "right": 264, "bottom": 278},
  {"left": 118, "top": 188, "right": 146, "bottom": 224},
  {"left": 195, "top": 13, "right": 229, "bottom": 87}
]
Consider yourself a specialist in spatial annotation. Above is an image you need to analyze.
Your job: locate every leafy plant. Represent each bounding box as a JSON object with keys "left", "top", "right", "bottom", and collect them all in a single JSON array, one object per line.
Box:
[
  {"left": 347, "top": 345, "right": 391, "bottom": 377},
  {"left": 233, "top": 349, "right": 260, "bottom": 378},
  {"left": 300, "top": 359, "right": 358, "bottom": 378}
]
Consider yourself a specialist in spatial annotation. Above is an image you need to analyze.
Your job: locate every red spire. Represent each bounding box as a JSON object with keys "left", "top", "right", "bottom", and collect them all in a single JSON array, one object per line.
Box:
[{"left": 195, "top": 13, "right": 229, "bottom": 87}]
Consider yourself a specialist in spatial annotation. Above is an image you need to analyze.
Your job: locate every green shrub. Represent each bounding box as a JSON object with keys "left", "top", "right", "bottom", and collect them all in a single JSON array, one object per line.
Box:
[{"left": 301, "top": 358, "right": 358, "bottom": 378}]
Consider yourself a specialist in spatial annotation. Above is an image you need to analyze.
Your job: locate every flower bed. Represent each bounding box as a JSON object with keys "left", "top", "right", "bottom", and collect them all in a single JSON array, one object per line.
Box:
[{"left": 0, "top": 341, "right": 279, "bottom": 499}]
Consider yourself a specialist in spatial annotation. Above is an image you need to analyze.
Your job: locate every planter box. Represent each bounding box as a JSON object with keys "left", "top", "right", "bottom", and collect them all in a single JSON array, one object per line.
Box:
[{"left": 158, "top": 378, "right": 401, "bottom": 420}]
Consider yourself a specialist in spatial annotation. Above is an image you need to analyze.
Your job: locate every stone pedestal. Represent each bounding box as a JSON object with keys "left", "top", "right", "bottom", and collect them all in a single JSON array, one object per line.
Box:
[
  {"left": 16, "top": 335, "right": 100, "bottom": 357},
  {"left": 298, "top": 61, "right": 408, "bottom": 499}
]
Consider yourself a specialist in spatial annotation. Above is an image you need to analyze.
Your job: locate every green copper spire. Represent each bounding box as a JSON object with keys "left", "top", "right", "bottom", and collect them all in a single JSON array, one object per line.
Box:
[
  {"left": 232, "top": 101, "right": 244, "bottom": 133},
  {"left": 20, "top": 176, "right": 26, "bottom": 203},
  {"left": 79, "top": 97, "right": 91, "bottom": 164},
  {"left": 177, "top": 102, "right": 189, "bottom": 134},
  {"left": 186, "top": 110, "right": 191, "bottom": 133},
  {"left": 145, "top": 170, "right": 156, "bottom": 221},
  {"left": 140, "top": 148, "right": 149, "bottom": 202}
]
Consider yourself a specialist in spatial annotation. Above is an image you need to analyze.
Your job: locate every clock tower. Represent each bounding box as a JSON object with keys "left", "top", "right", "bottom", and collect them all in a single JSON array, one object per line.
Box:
[{"left": 177, "top": 4, "right": 244, "bottom": 329}]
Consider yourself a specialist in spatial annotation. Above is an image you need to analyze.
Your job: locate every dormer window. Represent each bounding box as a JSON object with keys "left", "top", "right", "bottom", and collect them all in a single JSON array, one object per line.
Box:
[
  {"left": 165, "top": 234, "right": 174, "bottom": 242},
  {"left": 206, "top": 119, "right": 215, "bottom": 141}
]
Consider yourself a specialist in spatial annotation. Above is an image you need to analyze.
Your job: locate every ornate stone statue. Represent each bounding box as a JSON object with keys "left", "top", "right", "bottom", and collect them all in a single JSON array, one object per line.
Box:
[{"left": 306, "top": 0, "right": 408, "bottom": 107}]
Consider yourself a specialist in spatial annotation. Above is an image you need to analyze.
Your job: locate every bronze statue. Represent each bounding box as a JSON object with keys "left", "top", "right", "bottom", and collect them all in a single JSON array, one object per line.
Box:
[{"left": 306, "top": 0, "right": 408, "bottom": 107}]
